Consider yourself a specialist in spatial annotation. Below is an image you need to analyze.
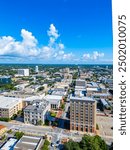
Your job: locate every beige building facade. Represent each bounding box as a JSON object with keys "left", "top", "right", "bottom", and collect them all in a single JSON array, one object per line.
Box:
[{"left": 0, "top": 96, "right": 23, "bottom": 118}]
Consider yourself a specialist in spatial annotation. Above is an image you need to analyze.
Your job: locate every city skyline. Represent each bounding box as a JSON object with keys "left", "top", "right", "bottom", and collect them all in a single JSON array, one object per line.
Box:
[{"left": 0, "top": 0, "right": 113, "bottom": 64}]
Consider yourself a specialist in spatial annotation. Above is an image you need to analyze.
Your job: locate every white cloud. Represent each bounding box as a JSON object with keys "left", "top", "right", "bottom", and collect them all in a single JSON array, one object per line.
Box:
[
  {"left": 92, "top": 51, "right": 104, "bottom": 60},
  {"left": 47, "top": 24, "right": 59, "bottom": 39},
  {"left": 0, "top": 24, "right": 106, "bottom": 63},
  {"left": 63, "top": 53, "right": 73, "bottom": 60},
  {"left": 21, "top": 29, "right": 38, "bottom": 47},
  {"left": 58, "top": 43, "right": 64, "bottom": 50},
  {"left": 47, "top": 24, "right": 60, "bottom": 46},
  {"left": 0, "top": 29, "right": 39, "bottom": 57},
  {"left": 82, "top": 53, "right": 90, "bottom": 60},
  {"left": 82, "top": 51, "right": 104, "bottom": 61}
]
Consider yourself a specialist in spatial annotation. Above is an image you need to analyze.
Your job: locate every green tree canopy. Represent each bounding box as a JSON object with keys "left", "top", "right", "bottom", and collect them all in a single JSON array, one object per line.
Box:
[{"left": 64, "top": 135, "right": 108, "bottom": 150}]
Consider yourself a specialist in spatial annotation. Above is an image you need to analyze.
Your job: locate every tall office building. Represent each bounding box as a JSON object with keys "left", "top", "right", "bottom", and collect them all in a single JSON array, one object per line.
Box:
[
  {"left": 18, "top": 69, "right": 29, "bottom": 76},
  {"left": 70, "top": 95, "right": 96, "bottom": 133},
  {"left": 35, "top": 66, "right": 39, "bottom": 73}
]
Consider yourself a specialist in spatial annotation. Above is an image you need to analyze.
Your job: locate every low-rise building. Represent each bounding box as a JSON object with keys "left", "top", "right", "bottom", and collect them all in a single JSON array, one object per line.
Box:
[
  {"left": 93, "top": 93, "right": 112, "bottom": 100},
  {"left": 52, "top": 88, "right": 66, "bottom": 96},
  {"left": 0, "top": 125, "right": 7, "bottom": 136},
  {"left": 44, "top": 95, "right": 62, "bottom": 110},
  {"left": 75, "top": 79, "right": 86, "bottom": 90},
  {"left": 24, "top": 100, "right": 50, "bottom": 125},
  {"left": 0, "top": 76, "right": 11, "bottom": 84},
  {"left": 0, "top": 138, "right": 18, "bottom": 150},
  {"left": 86, "top": 82, "right": 99, "bottom": 88},
  {"left": 0, "top": 96, "right": 23, "bottom": 118},
  {"left": 14, "top": 135, "right": 43, "bottom": 150},
  {"left": 100, "top": 99, "right": 110, "bottom": 109},
  {"left": 87, "top": 87, "right": 101, "bottom": 96}
]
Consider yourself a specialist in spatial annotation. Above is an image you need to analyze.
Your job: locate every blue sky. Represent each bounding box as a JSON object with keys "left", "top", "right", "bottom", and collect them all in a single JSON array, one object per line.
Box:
[{"left": 0, "top": 0, "right": 113, "bottom": 64}]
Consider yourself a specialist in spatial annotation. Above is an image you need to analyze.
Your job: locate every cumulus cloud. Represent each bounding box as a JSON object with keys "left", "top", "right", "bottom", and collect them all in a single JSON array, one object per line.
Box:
[
  {"left": 82, "top": 53, "right": 90, "bottom": 60},
  {"left": 0, "top": 24, "right": 105, "bottom": 63},
  {"left": 82, "top": 51, "right": 104, "bottom": 61},
  {"left": 0, "top": 24, "right": 73, "bottom": 62},
  {"left": 47, "top": 24, "right": 59, "bottom": 39},
  {"left": 92, "top": 51, "right": 104, "bottom": 60},
  {"left": 47, "top": 24, "right": 60, "bottom": 46},
  {"left": 0, "top": 29, "right": 39, "bottom": 58},
  {"left": 21, "top": 29, "right": 38, "bottom": 47},
  {"left": 58, "top": 43, "right": 64, "bottom": 50}
]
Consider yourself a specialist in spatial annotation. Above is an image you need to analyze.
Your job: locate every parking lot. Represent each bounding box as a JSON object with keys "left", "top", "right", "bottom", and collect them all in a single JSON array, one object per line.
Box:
[{"left": 96, "top": 115, "right": 113, "bottom": 144}]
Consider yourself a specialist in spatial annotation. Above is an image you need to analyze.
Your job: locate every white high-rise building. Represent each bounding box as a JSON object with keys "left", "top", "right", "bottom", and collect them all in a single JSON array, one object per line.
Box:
[
  {"left": 35, "top": 66, "right": 39, "bottom": 73},
  {"left": 18, "top": 69, "right": 29, "bottom": 76}
]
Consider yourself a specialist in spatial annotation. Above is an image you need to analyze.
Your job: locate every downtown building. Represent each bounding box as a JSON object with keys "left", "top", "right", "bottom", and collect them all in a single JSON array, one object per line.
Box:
[
  {"left": 18, "top": 69, "right": 29, "bottom": 76},
  {"left": 24, "top": 100, "right": 50, "bottom": 125},
  {"left": 0, "top": 96, "right": 23, "bottom": 118},
  {"left": 70, "top": 95, "right": 96, "bottom": 133},
  {"left": 70, "top": 79, "right": 96, "bottom": 133},
  {"left": 0, "top": 76, "right": 11, "bottom": 84}
]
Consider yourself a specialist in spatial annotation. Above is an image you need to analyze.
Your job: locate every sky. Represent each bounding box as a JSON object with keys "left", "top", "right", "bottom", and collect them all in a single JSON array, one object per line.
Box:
[{"left": 0, "top": 0, "right": 113, "bottom": 64}]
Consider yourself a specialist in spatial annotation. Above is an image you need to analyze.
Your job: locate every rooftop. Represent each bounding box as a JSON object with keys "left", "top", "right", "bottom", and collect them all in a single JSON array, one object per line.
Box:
[
  {"left": 44, "top": 94, "right": 62, "bottom": 100},
  {"left": 24, "top": 96, "right": 42, "bottom": 102},
  {"left": 24, "top": 100, "right": 49, "bottom": 112},
  {"left": 0, "top": 96, "right": 22, "bottom": 109},
  {"left": 14, "top": 135, "right": 42, "bottom": 150},
  {"left": 76, "top": 79, "right": 86, "bottom": 87},
  {"left": 0, "top": 76, "right": 11, "bottom": 79},
  {"left": 87, "top": 88, "right": 99, "bottom": 92},
  {"left": 70, "top": 95, "right": 95, "bottom": 102},
  {"left": 0, "top": 125, "right": 6, "bottom": 130},
  {"left": 1, "top": 138, "right": 18, "bottom": 150}
]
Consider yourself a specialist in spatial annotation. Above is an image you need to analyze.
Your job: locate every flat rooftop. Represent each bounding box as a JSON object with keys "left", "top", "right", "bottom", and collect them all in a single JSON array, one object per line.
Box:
[
  {"left": 0, "top": 125, "right": 6, "bottom": 130},
  {"left": 76, "top": 79, "right": 86, "bottom": 87},
  {"left": 24, "top": 96, "right": 42, "bottom": 102},
  {"left": 87, "top": 88, "right": 98, "bottom": 91},
  {"left": 70, "top": 95, "right": 95, "bottom": 102},
  {"left": 14, "top": 135, "right": 42, "bottom": 150},
  {"left": 0, "top": 96, "right": 22, "bottom": 109},
  {"left": 1, "top": 138, "right": 18, "bottom": 150},
  {"left": 44, "top": 94, "right": 62, "bottom": 100},
  {"left": 52, "top": 90, "right": 66, "bottom": 96},
  {"left": 0, "top": 76, "right": 11, "bottom": 79},
  {"left": 24, "top": 100, "right": 49, "bottom": 112}
]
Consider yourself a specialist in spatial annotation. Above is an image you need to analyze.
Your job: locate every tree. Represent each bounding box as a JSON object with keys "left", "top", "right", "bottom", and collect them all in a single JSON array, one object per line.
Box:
[
  {"left": 37, "top": 120, "right": 43, "bottom": 125},
  {"left": 15, "top": 132, "right": 24, "bottom": 139},
  {"left": 64, "top": 135, "right": 108, "bottom": 150},
  {"left": 11, "top": 114, "right": 17, "bottom": 120},
  {"left": 64, "top": 140, "right": 81, "bottom": 150},
  {"left": 96, "top": 124, "right": 99, "bottom": 130},
  {"left": 38, "top": 86, "right": 44, "bottom": 91},
  {"left": 50, "top": 111, "right": 57, "bottom": 117},
  {"left": 44, "top": 119, "right": 49, "bottom": 126},
  {"left": 61, "top": 103, "right": 65, "bottom": 110},
  {"left": 41, "top": 139, "right": 50, "bottom": 150}
]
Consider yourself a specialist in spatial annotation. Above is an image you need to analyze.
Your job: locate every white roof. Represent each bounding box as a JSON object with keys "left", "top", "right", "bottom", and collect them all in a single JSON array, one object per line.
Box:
[
  {"left": 100, "top": 99, "right": 108, "bottom": 106},
  {"left": 93, "top": 93, "right": 111, "bottom": 96},
  {"left": 87, "top": 88, "right": 98, "bottom": 91},
  {"left": 24, "top": 96, "right": 42, "bottom": 102},
  {"left": 0, "top": 96, "right": 22, "bottom": 109},
  {"left": 70, "top": 95, "right": 95, "bottom": 102},
  {"left": 44, "top": 95, "right": 62, "bottom": 103},
  {"left": 18, "top": 69, "right": 29, "bottom": 71},
  {"left": 44, "top": 94, "right": 62, "bottom": 100},
  {"left": 1, "top": 138, "right": 17, "bottom": 150}
]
